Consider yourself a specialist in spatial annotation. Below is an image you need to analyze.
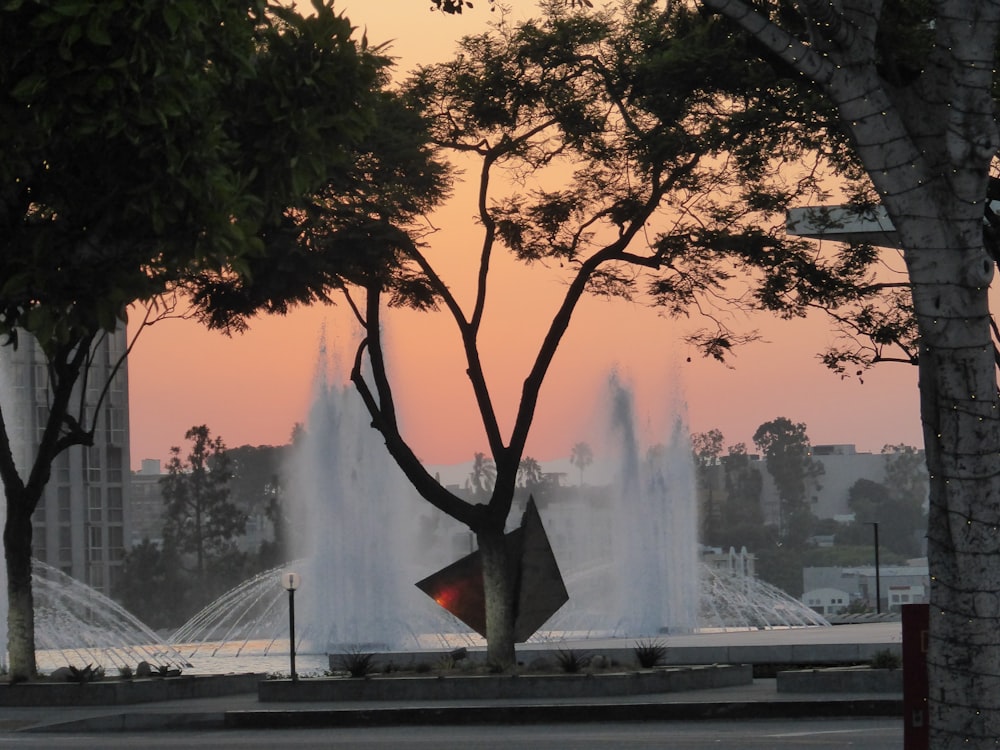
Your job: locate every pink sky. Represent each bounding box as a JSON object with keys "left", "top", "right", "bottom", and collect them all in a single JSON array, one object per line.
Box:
[{"left": 125, "top": 1, "right": 924, "bottom": 470}]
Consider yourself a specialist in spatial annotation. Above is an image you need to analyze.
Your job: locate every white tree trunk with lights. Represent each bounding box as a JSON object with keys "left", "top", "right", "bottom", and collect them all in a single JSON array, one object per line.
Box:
[{"left": 701, "top": 1, "right": 1000, "bottom": 745}]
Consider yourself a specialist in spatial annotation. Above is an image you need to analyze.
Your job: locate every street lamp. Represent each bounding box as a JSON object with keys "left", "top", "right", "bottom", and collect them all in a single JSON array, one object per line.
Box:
[
  {"left": 869, "top": 522, "right": 881, "bottom": 615},
  {"left": 281, "top": 571, "right": 301, "bottom": 681}
]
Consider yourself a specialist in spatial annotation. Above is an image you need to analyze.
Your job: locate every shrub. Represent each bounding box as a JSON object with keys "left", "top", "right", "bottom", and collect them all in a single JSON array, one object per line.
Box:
[
  {"left": 67, "top": 664, "right": 104, "bottom": 683},
  {"left": 633, "top": 639, "right": 667, "bottom": 668},
  {"left": 870, "top": 649, "right": 901, "bottom": 670},
  {"left": 337, "top": 650, "right": 377, "bottom": 678},
  {"left": 555, "top": 649, "right": 592, "bottom": 674},
  {"left": 435, "top": 654, "right": 457, "bottom": 672}
]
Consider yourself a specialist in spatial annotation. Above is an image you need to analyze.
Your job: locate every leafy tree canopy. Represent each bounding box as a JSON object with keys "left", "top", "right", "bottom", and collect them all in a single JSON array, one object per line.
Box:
[{"left": 0, "top": 0, "right": 384, "bottom": 351}]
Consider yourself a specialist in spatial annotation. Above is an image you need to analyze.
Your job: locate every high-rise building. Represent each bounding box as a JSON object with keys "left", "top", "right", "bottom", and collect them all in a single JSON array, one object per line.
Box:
[{"left": 0, "top": 329, "right": 130, "bottom": 595}]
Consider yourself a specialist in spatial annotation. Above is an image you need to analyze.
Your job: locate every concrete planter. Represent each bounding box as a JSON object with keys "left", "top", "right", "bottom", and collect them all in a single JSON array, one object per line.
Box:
[
  {"left": 776, "top": 666, "right": 902, "bottom": 694},
  {"left": 0, "top": 672, "right": 262, "bottom": 707},
  {"left": 259, "top": 664, "right": 752, "bottom": 702}
]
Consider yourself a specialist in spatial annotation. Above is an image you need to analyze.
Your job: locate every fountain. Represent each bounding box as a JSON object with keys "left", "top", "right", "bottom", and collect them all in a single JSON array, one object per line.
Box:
[
  {"left": 0, "top": 340, "right": 191, "bottom": 674},
  {"left": 173, "top": 357, "right": 826, "bottom": 664},
  {"left": 31, "top": 560, "right": 189, "bottom": 673},
  {"left": 607, "top": 373, "right": 700, "bottom": 634},
  {"left": 175, "top": 347, "right": 476, "bottom": 659}
]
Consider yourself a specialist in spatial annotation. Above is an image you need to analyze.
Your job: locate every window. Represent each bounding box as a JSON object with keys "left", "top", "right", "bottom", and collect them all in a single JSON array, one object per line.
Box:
[
  {"left": 53, "top": 452, "right": 70, "bottom": 483},
  {"left": 108, "top": 526, "right": 124, "bottom": 561},
  {"left": 58, "top": 526, "right": 72, "bottom": 563},
  {"left": 88, "top": 565, "right": 105, "bottom": 591},
  {"left": 58, "top": 486, "right": 71, "bottom": 523},
  {"left": 106, "top": 409, "right": 126, "bottom": 446},
  {"left": 107, "top": 487, "right": 123, "bottom": 523},
  {"left": 88, "top": 526, "right": 103, "bottom": 561},
  {"left": 86, "top": 446, "right": 101, "bottom": 483},
  {"left": 88, "top": 487, "right": 103, "bottom": 523},
  {"left": 106, "top": 445, "right": 123, "bottom": 483},
  {"left": 32, "top": 526, "right": 47, "bottom": 562}
]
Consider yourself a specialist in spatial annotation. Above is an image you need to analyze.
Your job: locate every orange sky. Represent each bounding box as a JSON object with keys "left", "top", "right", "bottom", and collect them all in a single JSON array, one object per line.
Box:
[{"left": 125, "top": 1, "right": 924, "bottom": 470}]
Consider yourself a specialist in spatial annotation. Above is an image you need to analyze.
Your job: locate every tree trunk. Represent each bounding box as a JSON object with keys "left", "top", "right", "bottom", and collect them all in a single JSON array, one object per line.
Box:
[
  {"left": 4, "top": 496, "right": 35, "bottom": 682},
  {"left": 477, "top": 527, "right": 516, "bottom": 670},
  {"left": 905, "top": 240, "right": 1000, "bottom": 747}
]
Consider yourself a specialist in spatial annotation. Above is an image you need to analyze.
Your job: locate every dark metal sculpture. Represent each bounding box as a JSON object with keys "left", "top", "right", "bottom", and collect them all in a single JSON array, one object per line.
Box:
[{"left": 416, "top": 497, "right": 568, "bottom": 642}]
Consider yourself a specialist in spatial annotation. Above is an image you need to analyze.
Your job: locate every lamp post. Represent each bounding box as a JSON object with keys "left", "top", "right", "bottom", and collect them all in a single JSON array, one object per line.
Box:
[
  {"left": 869, "top": 522, "right": 881, "bottom": 615},
  {"left": 281, "top": 571, "right": 301, "bottom": 681}
]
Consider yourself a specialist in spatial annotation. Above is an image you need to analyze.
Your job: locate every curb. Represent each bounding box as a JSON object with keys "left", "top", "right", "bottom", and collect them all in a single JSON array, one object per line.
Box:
[
  {"left": 23, "top": 696, "right": 903, "bottom": 733},
  {"left": 224, "top": 698, "right": 903, "bottom": 730}
]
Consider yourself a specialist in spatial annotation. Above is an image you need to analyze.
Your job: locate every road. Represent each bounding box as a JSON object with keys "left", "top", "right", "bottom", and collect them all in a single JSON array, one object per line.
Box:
[{"left": 0, "top": 718, "right": 902, "bottom": 749}]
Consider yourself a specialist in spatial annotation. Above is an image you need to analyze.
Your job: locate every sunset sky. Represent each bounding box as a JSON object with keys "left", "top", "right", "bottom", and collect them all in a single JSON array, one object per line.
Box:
[{"left": 125, "top": 1, "right": 924, "bottom": 471}]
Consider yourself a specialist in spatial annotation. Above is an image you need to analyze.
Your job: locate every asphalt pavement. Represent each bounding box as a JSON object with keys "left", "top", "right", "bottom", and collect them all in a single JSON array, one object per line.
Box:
[{"left": 0, "top": 677, "right": 902, "bottom": 734}]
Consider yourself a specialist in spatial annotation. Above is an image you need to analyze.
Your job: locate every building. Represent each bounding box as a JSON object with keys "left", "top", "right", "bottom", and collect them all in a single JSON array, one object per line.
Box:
[
  {"left": 0, "top": 329, "right": 130, "bottom": 595},
  {"left": 129, "top": 459, "right": 165, "bottom": 547},
  {"left": 802, "top": 561, "right": 930, "bottom": 614}
]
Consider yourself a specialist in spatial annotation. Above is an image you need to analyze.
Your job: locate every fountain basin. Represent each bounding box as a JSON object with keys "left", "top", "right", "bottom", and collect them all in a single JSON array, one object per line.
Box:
[
  {"left": 0, "top": 673, "right": 263, "bottom": 706},
  {"left": 259, "top": 664, "right": 751, "bottom": 702}
]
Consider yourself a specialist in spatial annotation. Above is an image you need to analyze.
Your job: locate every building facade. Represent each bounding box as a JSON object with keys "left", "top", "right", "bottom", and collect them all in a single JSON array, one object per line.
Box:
[
  {"left": 0, "top": 330, "right": 130, "bottom": 595},
  {"left": 802, "top": 562, "right": 930, "bottom": 614}
]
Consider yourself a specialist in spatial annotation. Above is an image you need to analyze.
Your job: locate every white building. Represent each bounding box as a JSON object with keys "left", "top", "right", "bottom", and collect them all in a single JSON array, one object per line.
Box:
[{"left": 802, "top": 561, "right": 929, "bottom": 614}]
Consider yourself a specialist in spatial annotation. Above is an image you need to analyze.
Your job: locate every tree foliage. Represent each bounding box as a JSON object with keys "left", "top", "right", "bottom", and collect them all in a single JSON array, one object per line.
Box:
[
  {"left": 113, "top": 540, "right": 187, "bottom": 631},
  {"left": 161, "top": 426, "right": 246, "bottom": 576},
  {"left": 0, "top": 0, "right": 382, "bottom": 348},
  {"left": 838, "top": 445, "right": 927, "bottom": 557},
  {"left": 517, "top": 457, "right": 543, "bottom": 489},
  {"left": 331, "top": 0, "right": 886, "bottom": 665},
  {"left": 0, "top": 0, "right": 384, "bottom": 680},
  {"left": 570, "top": 442, "right": 594, "bottom": 486},
  {"left": 752, "top": 417, "right": 823, "bottom": 545}
]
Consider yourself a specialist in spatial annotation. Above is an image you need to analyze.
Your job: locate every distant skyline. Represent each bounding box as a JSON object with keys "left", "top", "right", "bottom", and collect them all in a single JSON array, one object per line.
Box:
[{"left": 126, "top": 1, "right": 924, "bottom": 471}]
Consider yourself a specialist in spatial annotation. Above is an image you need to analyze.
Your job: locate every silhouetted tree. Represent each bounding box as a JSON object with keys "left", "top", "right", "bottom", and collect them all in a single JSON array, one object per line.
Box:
[
  {"left": 570, "top": 442, "right": 594, "bottom": 487},
  {"left": 113, "top": 540, "right": 187, "bottom": 630},
  {"left": 467, "top": 452, "right": 497, "bottom": 498},
  {"left": 341, "top": 1, "right": 872, "bottom": 667},
  {"left": 838, "top": 445, "right": 927, "bottom": 558},
  {"left": 692, "top": 430, "right": 724, "bottom": 543},
  {"left": 161, "top": 426, "right": 246, "bottom": 577},
  {"left": 517, "top": 457, "right": 543, "bottom": 490},
  {"left": 431, "top": 5, "right": 1000, "bottom": 731},
  {"left": 227, "top": 442, "right": 291, "bottom": 568},
  {"left": 0, "top": 0, "right": 383, "bottom": 680},
  {"left": 753, "top": 418, "right": 823, "bottom": 546}
]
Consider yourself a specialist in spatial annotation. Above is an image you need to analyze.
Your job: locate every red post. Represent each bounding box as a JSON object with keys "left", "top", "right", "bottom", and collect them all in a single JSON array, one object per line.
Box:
[{"left": 902, "top": 603, "right": 929, "bottom": 750}]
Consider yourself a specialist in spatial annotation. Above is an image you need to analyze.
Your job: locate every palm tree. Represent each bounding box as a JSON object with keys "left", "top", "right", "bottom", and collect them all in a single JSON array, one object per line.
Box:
[
  {"left": 517, "top": 456, "right": 543, "bottom": 489},
  {"left": 570, "top": 442, "right": 593, "bottom": 487},
  {"left": 467, "top": 452, "right": 496, "bottom": 498}
]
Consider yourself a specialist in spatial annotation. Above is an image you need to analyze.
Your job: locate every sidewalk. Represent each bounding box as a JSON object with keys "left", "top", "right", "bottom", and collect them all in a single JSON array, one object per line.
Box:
[{"left": 3, "top": 679, "right": 902, "bottom": 733}]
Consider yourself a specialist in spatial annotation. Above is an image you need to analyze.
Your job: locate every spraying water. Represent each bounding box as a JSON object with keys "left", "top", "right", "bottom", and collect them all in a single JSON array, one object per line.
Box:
[
  {"left": 174, "top": 356, "right": 827, "bottom": 659},
  {"left": 282, "top": 344, "right": 468, "bottom": 651},
  {"left": 606, "top": 373, "right": 700, "bottom": 635}
]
